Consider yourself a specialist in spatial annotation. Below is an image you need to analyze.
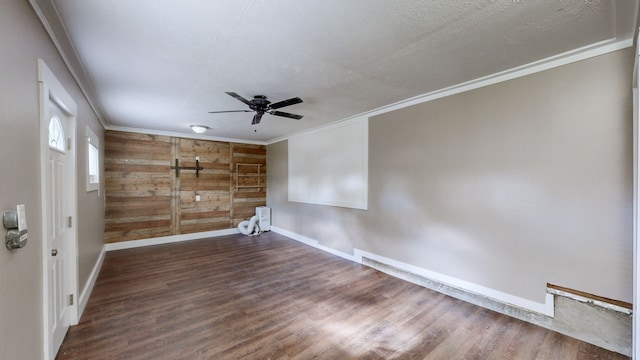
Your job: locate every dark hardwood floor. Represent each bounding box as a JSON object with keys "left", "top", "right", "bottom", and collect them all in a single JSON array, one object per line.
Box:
[{"left": 57, "top": 232, "right": 628, "bottom": 359}]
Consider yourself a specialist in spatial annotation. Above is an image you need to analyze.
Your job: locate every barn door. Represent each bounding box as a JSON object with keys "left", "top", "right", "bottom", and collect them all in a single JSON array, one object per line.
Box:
[{"left": 173, "top": 138, "right": 232, "bottom": 234}]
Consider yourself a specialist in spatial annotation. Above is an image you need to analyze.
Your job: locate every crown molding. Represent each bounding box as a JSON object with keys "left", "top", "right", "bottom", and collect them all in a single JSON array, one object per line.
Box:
[
  {"left": 266, "top": 38, "right": 633, "bottom": 145},
  {"left": 27, "top": 0, "right": 634, "bottom": 144},
  {"left": 28, "top": 0, "right": 107, "bottom": 128}
]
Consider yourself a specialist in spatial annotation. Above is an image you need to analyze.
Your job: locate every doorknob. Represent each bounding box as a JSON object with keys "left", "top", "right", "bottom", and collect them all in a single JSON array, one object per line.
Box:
[{"left": 51, "top": 249, "right": 58, "bottom": 256}]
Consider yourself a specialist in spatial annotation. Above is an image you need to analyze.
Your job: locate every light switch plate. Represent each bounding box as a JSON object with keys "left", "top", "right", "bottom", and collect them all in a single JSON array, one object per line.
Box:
[{"left": 16, "top": 204, "right": 26, "bottom": 231}]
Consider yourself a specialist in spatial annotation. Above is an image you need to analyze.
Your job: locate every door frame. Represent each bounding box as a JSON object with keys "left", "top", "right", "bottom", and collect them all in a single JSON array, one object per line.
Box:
[
  {"left": 38, "top": 59, "right": 79, "bottom": 360},
  {"left": 633, "top": 33, "right": 639, "bottom": 359}
]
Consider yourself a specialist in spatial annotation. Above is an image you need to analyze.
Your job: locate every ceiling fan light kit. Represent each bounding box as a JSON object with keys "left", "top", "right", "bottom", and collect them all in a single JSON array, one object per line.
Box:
[
  {"left": 209, "top": 92, "right": 304, "bottom": 125},
  {"left": 190, "top": 125, "right": 209, "bottom": 134}
]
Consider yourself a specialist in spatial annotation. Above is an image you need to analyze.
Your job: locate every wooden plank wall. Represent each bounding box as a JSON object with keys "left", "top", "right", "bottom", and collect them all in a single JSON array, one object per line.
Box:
[
  {"left": 176, "top": 138, "right": 231, "bottom": 234},
  {"left": 231, "top": 143, "right": 267, "bottom": 227},
  {"left": 104, "top": 130, "right": 266, "bottom": 243},
  {"left": 105, "top": 132, "right": 174, "bottom": 242}
]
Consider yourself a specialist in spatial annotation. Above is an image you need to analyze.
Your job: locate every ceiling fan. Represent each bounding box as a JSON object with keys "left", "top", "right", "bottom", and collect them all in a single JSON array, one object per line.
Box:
[{"left": 209, "top": 92, "right": 304, "bottom": 125}]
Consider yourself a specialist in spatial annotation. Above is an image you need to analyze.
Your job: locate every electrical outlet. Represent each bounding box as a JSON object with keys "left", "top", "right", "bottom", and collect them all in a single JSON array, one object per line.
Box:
[{"left": 195, "top": 194, "right": 201, "bottom": 202}]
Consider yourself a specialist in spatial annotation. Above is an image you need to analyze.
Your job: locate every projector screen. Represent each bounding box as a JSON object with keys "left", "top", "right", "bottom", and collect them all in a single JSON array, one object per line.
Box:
[{"left": 288, "top": 116, "right": 368, "bottom": 210}]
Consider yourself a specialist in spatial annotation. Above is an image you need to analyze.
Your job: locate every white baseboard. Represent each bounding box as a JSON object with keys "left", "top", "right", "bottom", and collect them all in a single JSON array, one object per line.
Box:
[
  {"left": 77, "top": 229, "right": 240, "bottom": 322},
  {"left": 101, "top": 226, "right": 553, "bottom": 316},
  {"left": 271, "top": 226, "right": 553, "bottom": 317},
  {"left": 354, "top": 249, "right": 554, "bottom": 317},
  {"left": 77, "top": 247, "right": 105, "bottom": 323},
  {"left": 104, "top": 228, "right": 240, "bottom": 251},
  {"left": 271, "top": 226, "right": 357, "bottom": 262},
  {"left": 317, "top": 244, "right": 358, "bottom": 262},
  {"left": 79, "top": 225, "right": 627, "bottom": 354},
  {"left": 270, "top": 226, "right": 318, "bottom": 248}
]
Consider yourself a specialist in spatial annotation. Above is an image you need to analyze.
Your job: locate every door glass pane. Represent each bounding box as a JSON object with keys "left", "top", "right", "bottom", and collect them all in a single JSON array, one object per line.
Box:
[{"left": 48, "top": 116, "right": 65, "bottom": 153}]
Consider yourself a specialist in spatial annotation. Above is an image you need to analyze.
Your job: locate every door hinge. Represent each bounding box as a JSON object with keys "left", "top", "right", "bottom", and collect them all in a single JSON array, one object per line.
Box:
[
  {"left": 69, "top": 294, "right": 74, "bottom": 306},
  {"left": 66, "top": 138, "right": 72, "bottom": 151},
  {"left": 67, "top": 216, "right": 72, "bottom": 228}
]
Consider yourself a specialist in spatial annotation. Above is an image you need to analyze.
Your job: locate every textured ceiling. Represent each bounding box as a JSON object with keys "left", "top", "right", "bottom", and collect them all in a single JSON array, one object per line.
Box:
[{"left": 40, "top": 0, "right": 637, "bottom": 142}]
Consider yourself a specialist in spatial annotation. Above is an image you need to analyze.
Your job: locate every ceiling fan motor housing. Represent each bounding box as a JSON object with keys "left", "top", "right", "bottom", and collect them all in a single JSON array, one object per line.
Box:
[
  {"left": 208, "top": 92, "right": 303, "bottom": 125},
  {"left": 250, "top": 95, "right": 270, "bottom": 112}
]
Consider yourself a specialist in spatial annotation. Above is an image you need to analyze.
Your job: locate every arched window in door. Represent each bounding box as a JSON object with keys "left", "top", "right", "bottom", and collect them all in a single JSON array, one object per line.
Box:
[{"left": 48, "top": 115, "right": 65, "bottom": 152}]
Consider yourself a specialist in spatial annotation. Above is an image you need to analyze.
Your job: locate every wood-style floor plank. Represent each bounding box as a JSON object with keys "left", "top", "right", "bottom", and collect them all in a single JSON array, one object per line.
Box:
[{"left": 56, "top": 232, "right": 629, "bottom": 360}]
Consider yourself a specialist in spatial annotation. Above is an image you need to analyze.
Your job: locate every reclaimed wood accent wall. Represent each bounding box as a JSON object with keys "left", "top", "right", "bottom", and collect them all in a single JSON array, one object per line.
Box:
[
  {"left": 176, "top": 138, "right": 231, "bottom": 235},
  {"left": 105, "top": 130, "right": 266, "bottom": 243},
  {"left": 231, "top": 143, "right": 268, "bottom": 227},
  {"left": 105, "top": 132, "right": 174, "bottom": 242}
]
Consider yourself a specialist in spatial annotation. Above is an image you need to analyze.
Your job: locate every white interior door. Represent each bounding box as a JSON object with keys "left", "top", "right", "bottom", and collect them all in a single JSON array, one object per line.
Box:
[
  {"left": 47, "top": 104, "right": 72, "bottom": 353},
  {"left": 38, "top": 59, "right": 79, "bottom": 360}
]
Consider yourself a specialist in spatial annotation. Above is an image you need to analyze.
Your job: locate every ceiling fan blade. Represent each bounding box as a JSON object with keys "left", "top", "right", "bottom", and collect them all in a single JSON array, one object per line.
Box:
[
  {"left": 269, "top": 110, "right": 303, "bottom": 120},
  {"left": 269, "top": 97, "right": 303, "bottom": 110},
  {"left": 225, "top": 92, "right": 252, "bottom": 106},
  {"left": 251, "top": 112, "right": 264, "bottom": 125},
  {"left": 208, "top": 110, "right": 253, "bottom": 114}
]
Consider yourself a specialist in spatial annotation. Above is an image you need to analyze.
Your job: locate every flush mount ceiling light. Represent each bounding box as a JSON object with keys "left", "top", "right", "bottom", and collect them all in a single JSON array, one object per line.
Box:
[{"left": 190, "top": 125, "right": 209, "bottom": 134}]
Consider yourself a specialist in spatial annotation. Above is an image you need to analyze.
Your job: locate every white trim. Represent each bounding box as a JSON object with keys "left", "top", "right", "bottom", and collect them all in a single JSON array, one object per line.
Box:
[
  {"left": 271, "top": 225, "right": 360, "bottom": 262},
  {"left": 353, "top": 249, "right": 555, "bottom": 317},
  {"left": 317, "top": 244, "right": 357, "bottom": 262},
  {"left": 77, "top": 248, "right": 105, "bottom": 320},
  {"left": 85, "top": 126, "right": 100, "bottom": 193},
  {"left": 271, "top": 225, "right": 554, "bottom": 317},
  {"left": 38, "top": 59, "right": 79, "bottom": 360},
  {"left": 632, "top": 32, "right": 640, "bottom": 359},
  {"left": 271, "top": 226, "right": 356, "bottom": 262},
  {"left": 27, "top": 0, "right": 633, "bottom": 146},
  {"left": 266, "top": 38, "right": 632, "bottom": 146},
  {"left": 105, "top": 125, "right": 267, "bottom": 146},
  {"left": 28, "top": 1, "right": 106, "bottom": 127},
  {"left": 364, "top": 39, "right": 631, "bottom": 119},
  {"left": 79, "top": 229, "right": 241, "bottom": 322},
  {"left": 634, "top": 88, "right": 639, "bottom": 358},
  {"left": 270, "top": 226, "right": 318, "bottom": 248},
  {"left": 104, "top": 228, "right": 240, "bottom": 251}
]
